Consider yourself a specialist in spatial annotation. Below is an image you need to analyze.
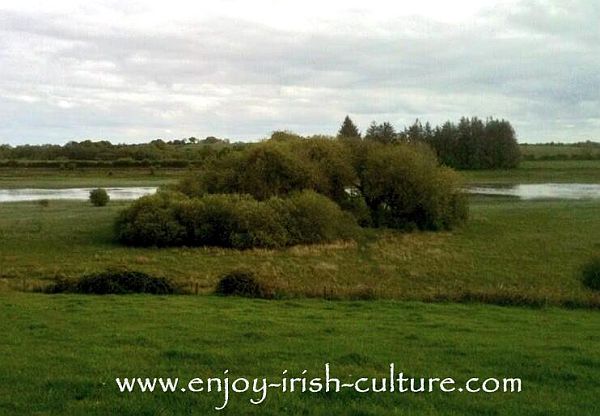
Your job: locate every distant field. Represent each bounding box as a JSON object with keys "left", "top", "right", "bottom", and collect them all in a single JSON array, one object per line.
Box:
[
  {"left": 520, "top": 143, "right": 600, "bottom": 160},
  {"left": 462, "top": 160, "right": 600, "bottom": 184},
  {"left": 0, "top": 294, "right": 598, "bottom": 415},
  {"left": 1, "top": 198, "right": 599, "bottom": 307},
  {"left": 2, "top": 160, "right": 600, "bottom": 189},
  {"left": 0, "top": 167, "right": 183, "bottom": 189}
]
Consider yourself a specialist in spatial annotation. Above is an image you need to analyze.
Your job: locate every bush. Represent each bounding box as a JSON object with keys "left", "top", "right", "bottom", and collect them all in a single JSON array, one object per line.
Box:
[
  {"left": 355, "top": 142, "right": 467, "bottom": 230},
  {"left": 272, "top": 191, "right": 359, "bottom": 245},
  {"left": 215, "top": 269, "right": 269, "bottom": 298},
  {"left": 45, "top": 270, "right": 175, "bottom": 294},
  {"left": 38, "top": 199, "right": 50, "bottom": 208},
  {"left": 176, "top": 136, "right": 467, "bottom": 230},
  {"left": 115, "top": 192, "right": 188, "bottom": 247},
  {"left": 176, "top": 138, "right": 356, "bottom": 206},
  {"left": 115, "top": 190, "right": 359, "bottom": 249},
  {"left": 90, "top": 188, "right": 110, "bottom": 206},
  {"left": 581, "top": 256, "right": 600, "bottom": 291}
]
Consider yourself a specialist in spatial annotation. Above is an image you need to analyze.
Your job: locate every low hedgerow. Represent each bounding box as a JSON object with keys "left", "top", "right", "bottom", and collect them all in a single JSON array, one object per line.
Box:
[
  {"left": 215, "top": 269, "right": 271, "bottom": 298},
  {"left": 115, "top": 190, "right": 359, "bottom": 249},
  {"left": 581, "top": 256, "right": 600, "bottom": 291},
  {"left": 44, "top": 270, "right": 176, "bottom": 295}
]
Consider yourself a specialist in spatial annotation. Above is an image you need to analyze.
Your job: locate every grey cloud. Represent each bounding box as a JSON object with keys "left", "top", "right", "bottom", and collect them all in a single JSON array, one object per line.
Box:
[{"left": 0, "top": 0, "right": 599, "bottom": 144}]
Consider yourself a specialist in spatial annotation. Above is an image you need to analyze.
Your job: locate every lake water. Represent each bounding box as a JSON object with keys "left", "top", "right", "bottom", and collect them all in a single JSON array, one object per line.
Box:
[
  {"left": 0, "top": 187, "right": 157, "bottom": 203},
  {"left": 1, "top": 184, "right": 599, "bottom": 203},
  {"left": 468, "top": 183, "right": 600, "bottom": 200}
]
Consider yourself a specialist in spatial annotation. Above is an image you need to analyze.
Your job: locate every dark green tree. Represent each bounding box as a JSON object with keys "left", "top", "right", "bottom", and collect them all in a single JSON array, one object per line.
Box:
[
  {"left": 337, "top": 115, "right": 361, "bottom": 138},
  {"left": 364, "top": 121, "right": 397, "bottom": 144}
]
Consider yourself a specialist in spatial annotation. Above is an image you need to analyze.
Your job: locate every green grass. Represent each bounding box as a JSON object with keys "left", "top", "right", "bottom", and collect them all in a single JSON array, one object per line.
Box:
[
  {"left": 1, "top": 163, "right": 599, "bottom": 414},
  {"left": 2, "top": 160, "right": 599, "bottom": 189},
  {"left": 520, "top": 143, "right": 600, "bottom": 160},
  {"left": 0, "top": 167, "right": 183, "bottom": 188},
  {"left": 1, "top": 198, "right": 599, "bottom": 306},
  {"left": 463, "top": 160, "right": 600, "bottom": 184},
  {"left": 0, "top": 294, "right": 598, "bottom": 415}
]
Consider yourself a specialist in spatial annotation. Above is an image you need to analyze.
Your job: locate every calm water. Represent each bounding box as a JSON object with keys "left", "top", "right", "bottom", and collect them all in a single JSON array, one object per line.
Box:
[
  {"left": 1, "top": 184, "right": 599, "bottom": 202},
  {"left": 469, "top": 183, "right": 600, "bottom": 200},
  {"left": 0, "top": 187, "right": 157, "bottom": 203}
]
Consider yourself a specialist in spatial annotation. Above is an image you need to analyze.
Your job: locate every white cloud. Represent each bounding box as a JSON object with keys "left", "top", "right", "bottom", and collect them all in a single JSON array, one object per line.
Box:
[{"left": 0, "top": 0, "right": 598, "bottom": 144}]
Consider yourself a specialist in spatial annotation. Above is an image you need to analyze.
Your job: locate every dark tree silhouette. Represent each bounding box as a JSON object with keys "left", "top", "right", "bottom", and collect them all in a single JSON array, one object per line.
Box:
[
  {"left": 364, "top": 121, "right": 397, "bottom": 144},
  {"left": 337, "top": 115, "right": 361, "bottom": 138}
]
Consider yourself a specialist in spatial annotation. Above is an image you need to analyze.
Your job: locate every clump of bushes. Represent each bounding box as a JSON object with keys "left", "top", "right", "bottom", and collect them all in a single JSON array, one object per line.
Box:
[
  {"left": 581, "top": 256, "right": 600, "bottom": 291},
  {"left": 116, "top": 135, "right": 468, "bottom": 249},
  {"left": 176, "top": 137, "right": 356, "bottom": 206},
  {"left": 90, "top": 188, "right": 110, "bottom": 206},
  {"left": 215, "top": 269, "right": 270, "bottom": 298},
  {"left": 176, "top": 137, "right": 467, "bottom": 231},
  {"left": 115, "top": 190, "right": 359, "bottom": 249},
  {"left": 45, "top": 269, "right": 175, "bottom": 295}
]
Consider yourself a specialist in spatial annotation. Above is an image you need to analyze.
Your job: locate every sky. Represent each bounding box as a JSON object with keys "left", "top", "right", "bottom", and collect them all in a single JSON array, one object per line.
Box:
[{"left": 0, "top": 0, "right": 598, "bottom": 145}]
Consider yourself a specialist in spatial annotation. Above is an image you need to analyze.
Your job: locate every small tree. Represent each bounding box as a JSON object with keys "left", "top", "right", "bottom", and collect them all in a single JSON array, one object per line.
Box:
[
  {"left": 90, "top": 188, "right": 110, "bottom": 207},
  {"left": 338, "top": 115, "right": 360, "bottom": 138}
]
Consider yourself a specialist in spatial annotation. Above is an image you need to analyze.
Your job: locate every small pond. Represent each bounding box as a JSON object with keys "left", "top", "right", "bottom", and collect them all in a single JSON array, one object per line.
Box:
[
  {"left": 468, "top": 183, "right": 600, "bottom": 200},
  {"left": 0, "top": 187, "right": 157, "bottom": 203}
]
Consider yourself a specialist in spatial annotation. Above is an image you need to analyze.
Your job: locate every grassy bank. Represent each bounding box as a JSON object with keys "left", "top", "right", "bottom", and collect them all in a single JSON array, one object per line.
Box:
[
  {"left": 2, "top": 160, "right": 599, "bottom": 189},
  {"left": 0, "top": 294, "right": 598, "bottom": 415},
  {"left": 463, "top": 160, "right": 600, "bottom": 184},
  {"left": 0, "top": 167, "right": 183, "bottom": 189},
  {"left": 1, "top": 198, "right": 599, "bottom": 306}
]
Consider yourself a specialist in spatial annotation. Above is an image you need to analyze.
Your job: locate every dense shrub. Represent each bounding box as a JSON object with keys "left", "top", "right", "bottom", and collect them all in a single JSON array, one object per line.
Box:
[
  {"left": 272, "top": 191, "right": 359, "bottom": 245},
  {"left": 115, "top": 192, "right": 188, "bottom": 246},
  {"left": 351, "top": 141, "right": 468, "bottom": 230},
  {"left": 581, "top": 256, "right": 600, "bottom": 291},
  {"left": 89, "top": 188, "right": 110, "bottom": 206},
  {"left": 115, "top": 190, "right": 359, "bottom": 249},
  {"left": 45, "top": 270, "right": 175, "bottom": 294},
  {"left": 175, "top": 136, "right": 467, "bottom": 232},
  {"left": 176, "top": 137, "right": 356, "bottom": 206},
  {"left": 215, "top": 269, "right": 270, "bottom": 298}
]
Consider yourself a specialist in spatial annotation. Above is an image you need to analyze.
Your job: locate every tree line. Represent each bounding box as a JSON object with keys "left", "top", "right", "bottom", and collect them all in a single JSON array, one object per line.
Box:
[
  {"left": 0, "top": 137, "right": 233, "bottom": 163},
  {"left": 1, "top": 115, "right": 521, "bottom": 170},
  {"left": 338, "top": 115, "right": 521, "bottom": 169}
]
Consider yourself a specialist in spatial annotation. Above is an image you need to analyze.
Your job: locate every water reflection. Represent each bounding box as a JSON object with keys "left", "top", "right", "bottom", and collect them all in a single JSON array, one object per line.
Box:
[
  {"left": 469, "top": 183, "right": 600, "bottom": 200},
  {"left": 0, "top": 187, "right": 157, "bottom": 203}
]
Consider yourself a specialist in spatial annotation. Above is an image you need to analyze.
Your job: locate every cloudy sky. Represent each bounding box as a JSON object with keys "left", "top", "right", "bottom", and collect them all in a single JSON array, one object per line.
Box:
[{"left": 0, "top": 0, "right": 598, "bottom": 145}]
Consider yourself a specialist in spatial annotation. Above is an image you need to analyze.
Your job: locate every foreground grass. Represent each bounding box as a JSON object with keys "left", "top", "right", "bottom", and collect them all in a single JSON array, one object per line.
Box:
[
  {"left": 462, "top": 160, "right": 600, "bottom": 184},
  {"left": 1, "top": 198, "right": 599, "bottom": 306},
  {"left": 0, "top": 294, "right": 598, "bottom": 415}
]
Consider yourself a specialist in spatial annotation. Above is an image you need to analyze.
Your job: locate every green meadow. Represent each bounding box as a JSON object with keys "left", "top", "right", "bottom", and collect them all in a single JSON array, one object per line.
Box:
[
  {"left": 462, "top": 160, "right": 600, "bottom": 184},
  {"left": 0, "top": 162, "right": 599, "bottom": 414},
  {"left": 0, "top": 295, "right": 598, "bottom": 415}
]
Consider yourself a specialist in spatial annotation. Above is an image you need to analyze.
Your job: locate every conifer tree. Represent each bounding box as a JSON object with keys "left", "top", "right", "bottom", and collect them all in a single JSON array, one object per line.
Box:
[{"left": 337, "top": 115, "right": 361, "bottom": 138}]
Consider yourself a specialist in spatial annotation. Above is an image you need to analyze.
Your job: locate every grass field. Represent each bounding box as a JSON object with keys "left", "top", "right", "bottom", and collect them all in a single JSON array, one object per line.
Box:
[
  {"left": 1, "top": 197, "right": 599, "bottom": 306},
  {"left": 520, "top": 143, "right": 600, "bottom": 160},
  {"left": 462, "top": 160, "right": 600, "bottom": 184},
  {"left": 3, "top": 160, "right": 600, "bottom": 190},
  {"left": 0, "top": 167, "right": 182, "bottom": 188},
  {"left": 1, "top": 164, "right": 599, "bottom": 414},
  {"left": 0, "top": 294, "right": 598, "bottom": 415}
]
